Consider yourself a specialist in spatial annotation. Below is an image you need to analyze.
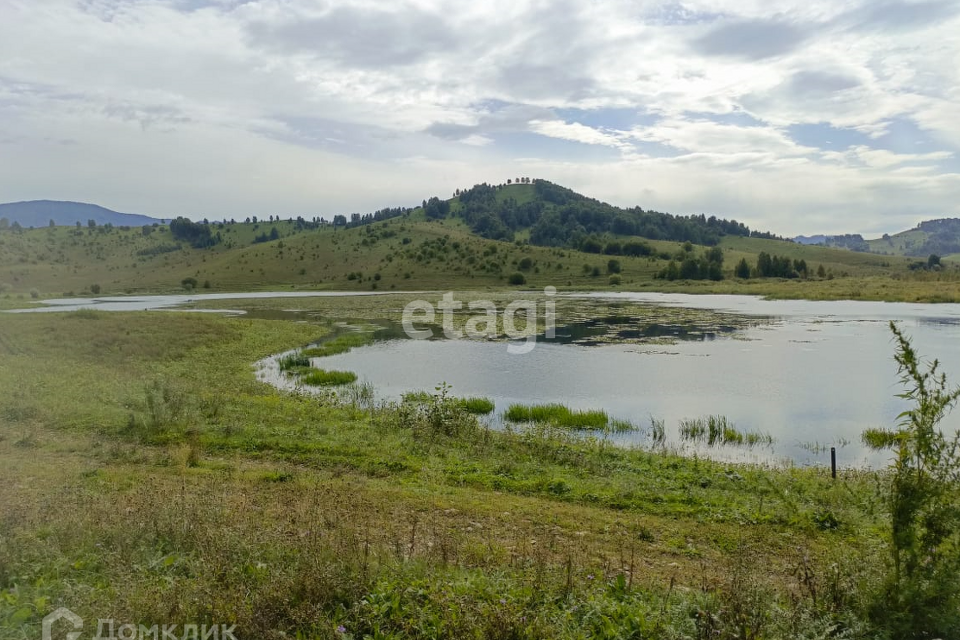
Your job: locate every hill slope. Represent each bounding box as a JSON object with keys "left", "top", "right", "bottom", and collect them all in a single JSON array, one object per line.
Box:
[
  {"left": 436, "top": 180, "right": 776, "bottom": 247},
  {"left": 0, "top": 200, "right": 165, "bottom": 228}
]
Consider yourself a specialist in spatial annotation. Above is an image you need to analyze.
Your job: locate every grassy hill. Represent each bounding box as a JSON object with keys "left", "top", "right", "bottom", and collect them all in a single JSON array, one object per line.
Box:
[{"left": 1, "top": 183, "right": 958, "bottom": 302}]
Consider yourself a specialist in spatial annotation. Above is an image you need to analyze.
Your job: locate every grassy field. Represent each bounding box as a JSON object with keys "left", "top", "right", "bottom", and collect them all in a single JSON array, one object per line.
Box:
[
  {"left": 2, "top": 307, "right": 943, "bottom": 638},
  {"left": 3, "top": 207, "right": 960, "bottom": 304}
]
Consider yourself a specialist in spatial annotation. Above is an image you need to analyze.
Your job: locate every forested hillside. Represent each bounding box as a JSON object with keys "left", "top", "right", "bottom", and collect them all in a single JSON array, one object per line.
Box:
[{"left": 424, "top": 180, "right": 777, "bottom": 248}]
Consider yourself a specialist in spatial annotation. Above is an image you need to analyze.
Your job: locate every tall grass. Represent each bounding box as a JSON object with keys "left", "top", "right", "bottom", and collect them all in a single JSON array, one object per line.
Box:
[
  {"left": 679, "top": 415, "right": 773, "bottom": 447},
  {"left": 278, "top": 350, "right": 310, "bottom": 372},
  {"left": 301, "top": 368, "right": 358, "bottom": 386},
  {"left": 505, "top": 403, "right": 609, "bottom": 430},
  {"left": 458, "top": 397, "right": 495, "bottom": 415}
]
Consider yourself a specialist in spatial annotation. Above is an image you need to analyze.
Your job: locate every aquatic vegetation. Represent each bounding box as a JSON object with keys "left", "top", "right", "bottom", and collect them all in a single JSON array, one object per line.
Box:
[
  {"left": 505, "top": 403, "right": 609, "bottom": 429},
  {"left": 277, "top": 351, "right": 310, "bottom": 372},
  {"left": 300, "top": 368, "right": 358, "bottom": 386},
  {"left": 302, "top": 331, "right": 375, "bottom": 357},
  {"left": 861, "top": 428, "right": 901, "bottom": 449},
  {"left": 458, "top": 397, "right": 495, "bottom": 415},
  {"left": 609, "top": 418, "right": 637, "bottom": 432},
  {"left": 649, "top": 416, "right": 666, "bottom": 445},
  {"left": 342, "top": 380, "right": 374, "bottom": 407},
  {"left": 401, "top": 390, "right": 432, "bottom": 403},
  {"left": 679, "top": 415, "right": 773, "bottom": 447}
]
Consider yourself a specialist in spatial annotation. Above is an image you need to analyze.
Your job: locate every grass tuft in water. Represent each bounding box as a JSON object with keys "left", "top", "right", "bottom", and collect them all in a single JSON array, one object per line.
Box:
[
  {"left": 679, "top": 415, "right": 773, "bottom": 447},
  {"left": 302, "top": 331, "right": 375, "bottom": 357},
  {"left": 609, "top": 418, "right": 638, "bottom": 432},
  {"left": 458, "top": 397, "right": 495, "bottom": 415},
  {"left": 277, "top": 351, "right": 310, "bottom": 372},
  {"left": 649, "top": 416, "right": 666, "bottom": 445},
  {"left": 300, "top": 368, "right": 358, "bottom": 386},
  {"left": 505, "top": 403, "right": 609, "bottom": 430}
]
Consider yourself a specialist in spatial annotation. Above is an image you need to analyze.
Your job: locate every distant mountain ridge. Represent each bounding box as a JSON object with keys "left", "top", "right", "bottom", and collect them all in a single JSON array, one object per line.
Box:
[
  {"left": 0, "top": 200, "right": 166, "bottom": 228},
  {"left": 795, "top": 218, "right": 960, "bottom": 257}
]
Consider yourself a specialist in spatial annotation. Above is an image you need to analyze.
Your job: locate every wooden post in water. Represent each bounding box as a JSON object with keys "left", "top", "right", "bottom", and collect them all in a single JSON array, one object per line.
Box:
[{"left": 831, "top": 447, "right": 837, "bottom": 479}]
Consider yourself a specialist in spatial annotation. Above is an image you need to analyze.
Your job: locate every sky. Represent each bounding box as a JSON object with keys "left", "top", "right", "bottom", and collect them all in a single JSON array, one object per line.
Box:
[{"left": 1, "top": 0, "right": 959, "bottom": 236}]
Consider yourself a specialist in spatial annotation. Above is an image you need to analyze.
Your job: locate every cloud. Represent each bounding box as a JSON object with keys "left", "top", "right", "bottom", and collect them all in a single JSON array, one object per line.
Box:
[
  {"left": 837, "top": 0, "right": 960, "bottom": 33},
  {"left": 495, "top": 63, "right": 597, "bottom": 102},
  {"left": 528, "top": 120, "right": 626, "bottom": 149},
  {"left": 692, "top": 19, "right": 810, "bottom": 60},
  {"left": 786, "top": 70, "right": 861, "bottom": 96},
  {"left": 245, "top": 5, "right": 455, "bottom": 67},
  {"left": 424, "top": 103, "right": 554, "bottom": 142}
]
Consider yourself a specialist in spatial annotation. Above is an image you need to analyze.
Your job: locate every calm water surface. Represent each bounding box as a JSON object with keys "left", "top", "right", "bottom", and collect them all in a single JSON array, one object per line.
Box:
[{"left": 270, "top": 293, "right": 960, "bottom": 468}]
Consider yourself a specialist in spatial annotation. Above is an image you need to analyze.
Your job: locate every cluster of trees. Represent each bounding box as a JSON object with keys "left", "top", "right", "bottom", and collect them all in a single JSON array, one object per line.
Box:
[
  {"left": 824, "top": 234, "right": 870, "bottom": 252},
  {"left": 656, "top": 246, "right": 724, "bottom": 281},
  {"left": 334, "top": 206, "right": 413, "bottom": 228},
  {"left": 422, "top": 180, "right": 774, "bottom": 250},
  {"left": 755, "top": 252, "right": 809, "bottom": 278},
  {"left": 907, "top": 254, "right": 942, "bottom": 271},
  {"left": 253, "top": 227, "right": 281, "bottom": 244},
  {"left": 732, "top": 253, "right": 816, "bottom": 279},
  {"left": 169, "top": 217, "right": 221, "bottom": 248}
]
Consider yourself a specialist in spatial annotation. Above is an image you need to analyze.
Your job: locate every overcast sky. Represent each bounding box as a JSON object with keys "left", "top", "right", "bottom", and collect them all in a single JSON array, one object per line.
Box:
[{"left": 1, "top": 0, "right": 958, "bottom": 236}]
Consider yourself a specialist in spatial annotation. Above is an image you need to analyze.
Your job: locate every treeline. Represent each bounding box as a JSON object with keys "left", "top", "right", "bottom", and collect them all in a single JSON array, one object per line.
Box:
[
  {"left": 332, "top": 207, "right": 414, "bottom": 228},
  {"left": 422, "top": 180, "right": 776, "bottom": 250}
]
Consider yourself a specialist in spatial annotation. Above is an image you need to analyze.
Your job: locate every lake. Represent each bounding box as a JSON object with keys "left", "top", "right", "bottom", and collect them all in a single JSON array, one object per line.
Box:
[
  {"left": 14, "top": 290, "right": 960, "bottom": 468},
  {"left": 257, "top": 292, "right": 960, "bottom": 468}
]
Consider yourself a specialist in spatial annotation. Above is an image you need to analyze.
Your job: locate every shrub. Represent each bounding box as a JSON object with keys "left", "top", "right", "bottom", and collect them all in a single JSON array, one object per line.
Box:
[
  {"left": 607, "top": 259, "right": 621, "bottom": 274},
  {"left": 508, "top": 272, "right": 526, "bottom": 285},
  {"left": 608, "top": 274, "right": 621, "bottom": 286},
  {"left": 865, "top": 322, "right": 960, "bottom": 637},
  {"left": 391, "top": 383, "right": 480, "bottom": 439}
]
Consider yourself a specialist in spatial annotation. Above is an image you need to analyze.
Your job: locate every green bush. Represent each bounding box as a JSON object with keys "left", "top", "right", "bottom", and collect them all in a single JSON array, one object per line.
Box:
[
  {"left": 508, "top": 272, "right": 526, "bottom": 285},
  {"left": 865, "top": 322, "right": 960, "bottom": 637}
]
